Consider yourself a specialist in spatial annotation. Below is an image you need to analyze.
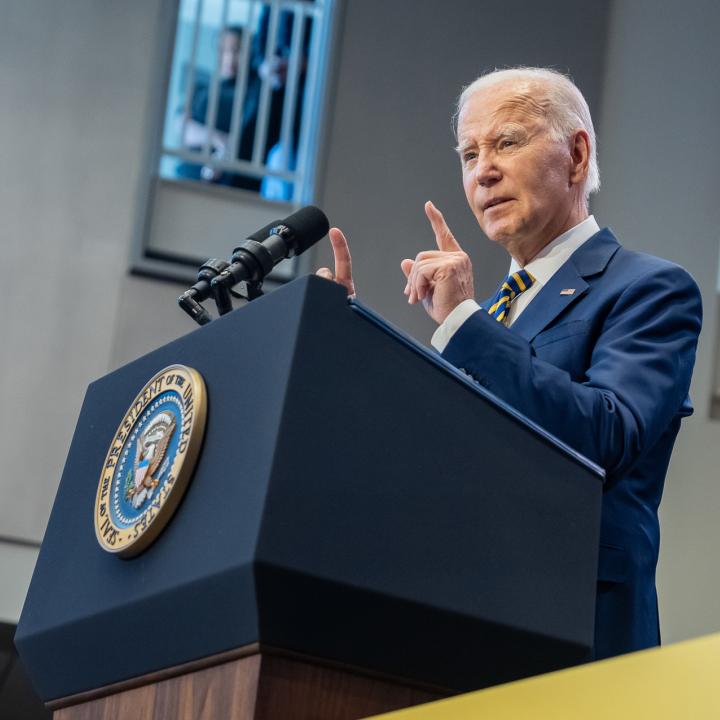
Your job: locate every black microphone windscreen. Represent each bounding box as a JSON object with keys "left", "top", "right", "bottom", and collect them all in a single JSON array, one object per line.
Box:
[
  {"left": 283, "top": 205, "right": 330, "bottom": 254},
  {"left": 243, "top": 219, "right": 283, "bottom": 246}
]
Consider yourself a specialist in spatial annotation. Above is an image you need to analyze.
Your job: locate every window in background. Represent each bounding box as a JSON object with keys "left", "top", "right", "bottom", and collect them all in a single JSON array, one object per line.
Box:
[{"left": 160, "top": 0, "right": 333, "bottom": 205}]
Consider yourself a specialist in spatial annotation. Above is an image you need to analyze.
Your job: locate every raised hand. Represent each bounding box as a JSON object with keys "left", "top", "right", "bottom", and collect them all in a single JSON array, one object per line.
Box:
[
  {"left": 316, "top": 227, "right": 356, "bottom": 297},
  {"left": 401, "top": 201, "right": 474, "bottom": 324}
]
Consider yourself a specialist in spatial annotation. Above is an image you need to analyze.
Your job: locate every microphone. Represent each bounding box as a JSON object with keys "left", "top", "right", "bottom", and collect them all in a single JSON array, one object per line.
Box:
[
  {"left": 177, "top": 257, "right": 231, "bottom": 325},
  {"left": 211, "top": 206, "right": 330, "bottom": 306},
  {"left": 210, "top": 219, "right": 282, "bottom": 316},
  {"left": 177, "top": 222, "right": 280, "bottom": 323}
]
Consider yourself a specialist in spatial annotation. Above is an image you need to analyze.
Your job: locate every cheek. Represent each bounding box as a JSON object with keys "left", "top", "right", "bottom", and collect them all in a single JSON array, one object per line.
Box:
[
  {"left": 462, "top": 174, "right": 477, "bottom": 207},
  {"left": 520, "top": 167, "right": 561, "bottom": 208},
  {"left": 539, "top": 151, "right": 572, "bottom": 189}
]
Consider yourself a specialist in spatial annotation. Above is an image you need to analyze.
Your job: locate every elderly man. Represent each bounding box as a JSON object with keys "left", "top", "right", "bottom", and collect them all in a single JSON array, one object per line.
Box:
[{"left": 318, "top": 67, "right": 701, "bottom": 660}]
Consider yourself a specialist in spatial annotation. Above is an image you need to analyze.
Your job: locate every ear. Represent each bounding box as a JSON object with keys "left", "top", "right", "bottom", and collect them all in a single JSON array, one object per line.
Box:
[{"left": 568, "top": 129, "right": 590, "bottom": 187}]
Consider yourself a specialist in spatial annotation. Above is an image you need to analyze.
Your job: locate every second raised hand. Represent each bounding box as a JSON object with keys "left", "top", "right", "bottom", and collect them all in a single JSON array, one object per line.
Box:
[
  {"left": 400, "top": 201, "right": 475, "bottom": 325},
  {"left": 316, "top": 227, "right": 356, "bottom": 297}
]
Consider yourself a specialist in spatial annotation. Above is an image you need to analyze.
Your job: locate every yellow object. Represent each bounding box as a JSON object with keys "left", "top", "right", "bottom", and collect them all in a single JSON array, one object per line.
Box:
[{"left": 367, "top": 633, "right": 720, "bottom": 719}]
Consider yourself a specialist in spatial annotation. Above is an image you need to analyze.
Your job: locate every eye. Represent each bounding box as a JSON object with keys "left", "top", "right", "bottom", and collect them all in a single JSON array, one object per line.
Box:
[
  {"left": 500, "top": 139, "right": 516, "bottom": 149},
  {"left": 462, "top": 150, "right": 477, "bottom": 164}
]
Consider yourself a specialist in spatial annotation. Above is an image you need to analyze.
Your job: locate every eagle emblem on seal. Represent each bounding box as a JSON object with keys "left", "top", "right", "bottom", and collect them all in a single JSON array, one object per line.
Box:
[
  {"left": 126, "top": 411, "right": 176, "bottom": 509},
  {"left": 95, "top": 364, "right": 206, "bottom": 557}
]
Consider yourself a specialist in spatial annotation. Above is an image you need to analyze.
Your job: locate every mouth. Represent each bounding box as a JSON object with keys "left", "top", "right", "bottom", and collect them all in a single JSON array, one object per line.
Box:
[{"left": 482, "top": 197, "right": 513, "bottom": 212}]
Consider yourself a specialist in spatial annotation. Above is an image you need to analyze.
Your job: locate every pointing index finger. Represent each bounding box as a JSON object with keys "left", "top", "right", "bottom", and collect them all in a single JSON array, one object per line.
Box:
[
  {"left": 425, "top": 200, "right": 462, "bottom": 252},
  {"left": 328, "top": 226, "right": 356, "bottom": 296},
  {"left": 329, "top": 227, "right": 353, "bottom": 283}
]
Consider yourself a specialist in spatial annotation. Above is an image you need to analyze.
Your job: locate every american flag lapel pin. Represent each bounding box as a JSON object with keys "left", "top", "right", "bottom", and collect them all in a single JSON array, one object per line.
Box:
[{"left": 560, "top": 288, "right": 576, "bottom": 296}]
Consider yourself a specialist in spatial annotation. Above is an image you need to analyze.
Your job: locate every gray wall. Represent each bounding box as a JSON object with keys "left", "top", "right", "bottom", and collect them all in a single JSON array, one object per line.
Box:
[
  {"left": 0, "top": 1, "right": 170, "bottom": 545},
  {"left": 0, "top": 0, "right": 718, "bottom": 648},
  {"left": 593, "top": 0, "right": 720, "bottom": 644}
]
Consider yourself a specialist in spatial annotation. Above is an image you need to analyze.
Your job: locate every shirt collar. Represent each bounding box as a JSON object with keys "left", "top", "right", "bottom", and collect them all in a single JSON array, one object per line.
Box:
[{"left": 508, "top": 215, "right": 600, "bottom": 285}]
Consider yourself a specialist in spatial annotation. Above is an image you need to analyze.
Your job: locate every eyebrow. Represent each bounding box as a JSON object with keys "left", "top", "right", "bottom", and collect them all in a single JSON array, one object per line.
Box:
[{"left": 454, "top": 126, "right": 525, "bottom": 155}]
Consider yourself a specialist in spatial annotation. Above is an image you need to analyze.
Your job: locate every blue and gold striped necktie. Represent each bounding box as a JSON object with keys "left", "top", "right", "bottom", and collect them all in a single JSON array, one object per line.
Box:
[{"left": 487, "top": 269, "right": 536, "bottom": 324}]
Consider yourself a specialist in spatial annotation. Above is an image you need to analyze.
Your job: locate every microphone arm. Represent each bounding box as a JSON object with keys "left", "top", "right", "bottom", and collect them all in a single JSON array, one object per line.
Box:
[{"left": 177, "top": 257, "right": 230, "bottom": 326}]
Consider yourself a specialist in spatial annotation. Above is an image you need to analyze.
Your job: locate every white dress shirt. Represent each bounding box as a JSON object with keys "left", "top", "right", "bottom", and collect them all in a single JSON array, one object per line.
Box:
[{"left": 431, "top": 215, "right": 601, "bottom": 352}]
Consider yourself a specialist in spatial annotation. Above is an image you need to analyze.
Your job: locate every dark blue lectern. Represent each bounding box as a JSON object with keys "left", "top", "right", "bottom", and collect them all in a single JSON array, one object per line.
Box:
[{"left": 15, "top": 276, "right": 603, "bottom": 719}]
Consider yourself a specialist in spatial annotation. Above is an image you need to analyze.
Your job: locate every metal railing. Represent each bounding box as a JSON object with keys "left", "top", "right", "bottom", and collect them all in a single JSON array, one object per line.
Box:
[{"left": 161, "top": 0, "right": 332, "bottom": 204}]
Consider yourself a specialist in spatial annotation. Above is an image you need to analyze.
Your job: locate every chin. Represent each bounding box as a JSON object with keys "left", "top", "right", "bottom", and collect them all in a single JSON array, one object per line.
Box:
[{"left": 481, "top": 221, "right": 516, "bottom": 245}]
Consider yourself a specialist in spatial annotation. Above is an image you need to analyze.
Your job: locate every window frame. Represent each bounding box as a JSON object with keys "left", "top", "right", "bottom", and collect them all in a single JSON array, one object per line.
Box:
[{"left": 129, "top": 0, "right": 340, "bottom": 286}]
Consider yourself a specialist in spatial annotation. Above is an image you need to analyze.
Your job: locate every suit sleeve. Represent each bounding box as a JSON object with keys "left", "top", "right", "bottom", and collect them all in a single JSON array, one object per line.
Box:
[{"left": 441, "top": 264, "right": 702, "bottom": 479}]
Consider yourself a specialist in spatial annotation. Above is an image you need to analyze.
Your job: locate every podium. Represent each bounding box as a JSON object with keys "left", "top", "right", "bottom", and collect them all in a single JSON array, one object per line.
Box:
[{"left": 15, "top": 276, "right": 604, "bottom": 719}]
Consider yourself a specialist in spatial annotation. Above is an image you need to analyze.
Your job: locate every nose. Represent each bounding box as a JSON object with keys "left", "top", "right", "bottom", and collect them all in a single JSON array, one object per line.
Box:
[{"left": 474, "top": 150, "right": 501, "bottom": 188}]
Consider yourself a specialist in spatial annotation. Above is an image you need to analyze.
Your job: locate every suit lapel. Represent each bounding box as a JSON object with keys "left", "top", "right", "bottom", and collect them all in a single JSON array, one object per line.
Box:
[
  {"left": 510, "top": 264, "right": 588, "bottom": 342},
  {"left": 509, "top": 228, "right": 622, "bottom": 343}
]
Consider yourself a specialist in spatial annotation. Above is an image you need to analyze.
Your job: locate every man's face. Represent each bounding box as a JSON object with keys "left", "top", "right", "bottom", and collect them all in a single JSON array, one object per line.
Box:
[
  {"left": 219, "top": 31, "right": 241, "bottom": 79},
  {"left": 456, "top": 80, "right": 578, "bottom": 255}
]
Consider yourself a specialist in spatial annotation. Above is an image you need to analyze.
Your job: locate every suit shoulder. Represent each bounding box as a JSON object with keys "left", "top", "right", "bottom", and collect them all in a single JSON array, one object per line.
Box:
[
  {"left": 608, "top": 244, "right": 700, "bottom": 293},
  {"left": 600, "top": 245, "right": 703, "bottom": 332}
]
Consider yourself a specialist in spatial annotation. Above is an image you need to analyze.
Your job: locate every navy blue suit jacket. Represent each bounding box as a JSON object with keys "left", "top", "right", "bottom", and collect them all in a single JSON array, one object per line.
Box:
[{"left": 441, "top": 228, "right": 702, "bottom": 660}]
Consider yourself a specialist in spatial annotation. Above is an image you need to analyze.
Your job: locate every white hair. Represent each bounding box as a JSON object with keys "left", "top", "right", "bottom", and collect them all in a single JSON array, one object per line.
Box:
[{"left": 455, "top": 67, "right": 600, "bottom": 200}]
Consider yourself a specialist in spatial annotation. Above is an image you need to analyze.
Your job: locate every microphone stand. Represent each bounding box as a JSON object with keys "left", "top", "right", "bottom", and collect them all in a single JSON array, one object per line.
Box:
[{"left": 177, "top": 258, "right": 231, "bottom": 326}]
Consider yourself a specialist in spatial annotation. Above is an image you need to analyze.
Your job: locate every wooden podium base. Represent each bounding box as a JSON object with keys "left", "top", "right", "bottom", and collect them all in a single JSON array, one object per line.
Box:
[{"left": 50, "top": 647, "right": 446, "bottom": 720}]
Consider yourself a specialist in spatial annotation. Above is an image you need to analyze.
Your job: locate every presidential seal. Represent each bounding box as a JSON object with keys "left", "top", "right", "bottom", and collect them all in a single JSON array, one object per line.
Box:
[{"left": 94, "top": 364, "right": 207, "bottom": 558}]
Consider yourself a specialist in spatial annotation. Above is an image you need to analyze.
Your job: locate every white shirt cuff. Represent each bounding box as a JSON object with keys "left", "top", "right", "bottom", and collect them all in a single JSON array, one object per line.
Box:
[{"left": 430, "top": 299, "right": 482, "bottom": 352}]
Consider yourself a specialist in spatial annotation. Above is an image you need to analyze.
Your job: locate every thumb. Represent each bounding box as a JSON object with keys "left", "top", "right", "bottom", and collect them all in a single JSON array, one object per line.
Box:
[{"left": 400, "top": 259, "right": 414, "bottom": 278}]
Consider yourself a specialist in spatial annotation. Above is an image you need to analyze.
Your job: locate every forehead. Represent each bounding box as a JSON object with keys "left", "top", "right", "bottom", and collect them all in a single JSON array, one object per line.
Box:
[{"left": 457, "top": 80, "right": 549, "bottom": 139}]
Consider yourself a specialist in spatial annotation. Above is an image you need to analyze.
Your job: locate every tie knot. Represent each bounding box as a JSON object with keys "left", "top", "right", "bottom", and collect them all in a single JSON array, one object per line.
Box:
[{"left": 487, "top": 269, "right": 535, "bottom": 324}]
